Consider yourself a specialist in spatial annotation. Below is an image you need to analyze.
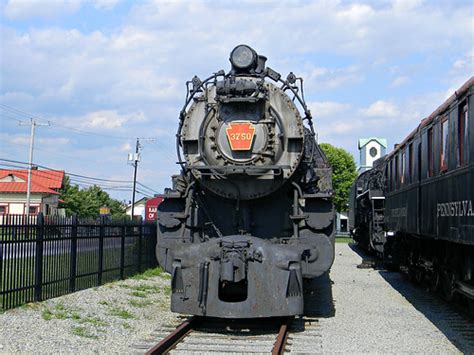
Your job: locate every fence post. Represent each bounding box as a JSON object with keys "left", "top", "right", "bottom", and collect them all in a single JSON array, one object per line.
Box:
[
  {"left": 138, "top": 219, "right": 142, "bottom": 273},
  {"left": 34, "top": 213, "right": 44, "bottom": 302},
  {"left": 120, "top": 222, "right": 125, "bottom": 279},
  {"left": 98, "top": 216, "right": 104, "bottom": 285},
  {"left": 69, "top": 215, "right": 77, "bottom": 293}
]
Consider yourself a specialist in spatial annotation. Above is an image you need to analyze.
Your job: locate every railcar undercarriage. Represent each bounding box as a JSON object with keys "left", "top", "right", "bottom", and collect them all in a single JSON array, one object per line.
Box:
[{"left": 387, "top": 234, "right": 474, "bottom": 314}]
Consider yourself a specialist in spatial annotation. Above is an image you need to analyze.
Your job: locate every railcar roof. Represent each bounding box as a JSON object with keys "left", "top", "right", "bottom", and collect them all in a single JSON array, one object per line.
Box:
[{"left": 385, "top": 76, "right": 474, "bottom": 160}]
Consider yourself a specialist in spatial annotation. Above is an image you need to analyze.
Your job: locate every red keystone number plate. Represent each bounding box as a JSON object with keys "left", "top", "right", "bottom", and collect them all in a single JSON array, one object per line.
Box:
[{"left": 226, "top": 122, "right": 256, "bottom": 151}]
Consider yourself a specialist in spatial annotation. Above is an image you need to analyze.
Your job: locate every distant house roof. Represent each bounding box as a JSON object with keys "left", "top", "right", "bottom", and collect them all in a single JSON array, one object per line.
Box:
[
  {"left": 358, "top": 137, "right": 388, "bottom": 149},
  {"left": 126, "top": 197, "right": 148, "bottom": 209},
  {"left": 0, "top": 169, "right": 64, "bottom": 195}
]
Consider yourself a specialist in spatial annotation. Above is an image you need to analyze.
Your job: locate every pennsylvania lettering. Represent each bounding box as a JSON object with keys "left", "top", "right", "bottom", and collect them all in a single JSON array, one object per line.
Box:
[{"left": 437, "top": 200, "right": 474, "bottom": 217}]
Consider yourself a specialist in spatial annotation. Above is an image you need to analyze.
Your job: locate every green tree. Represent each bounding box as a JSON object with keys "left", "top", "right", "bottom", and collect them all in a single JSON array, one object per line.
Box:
[
  {"left": 59, "top": 176, "right": 126, "bottom": 218},
  {"left": 320, "top": 143, "right": 357, "bottom": 212}
]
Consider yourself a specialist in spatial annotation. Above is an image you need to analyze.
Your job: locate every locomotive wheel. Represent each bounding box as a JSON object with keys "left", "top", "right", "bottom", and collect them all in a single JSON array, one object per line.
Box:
[
  {"left": 429, "top": 270, "right": 440, "bottom": 292},
  {"left": 414, "top": 268, "right": 423, "bottom": 284},
  {"left": 441, "top": 269, "right": 456, "bottom": 301}
]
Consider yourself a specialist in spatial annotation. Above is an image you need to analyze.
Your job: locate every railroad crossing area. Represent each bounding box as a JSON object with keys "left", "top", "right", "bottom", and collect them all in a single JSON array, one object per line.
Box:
[{"left": 1, "top": 243, "right": 473, "bottom": 353}]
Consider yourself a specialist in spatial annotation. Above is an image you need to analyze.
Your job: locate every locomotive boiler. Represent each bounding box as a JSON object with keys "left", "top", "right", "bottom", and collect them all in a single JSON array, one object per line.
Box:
[{"left": 156, "top": 45, "right": 335, "bottom": 318}]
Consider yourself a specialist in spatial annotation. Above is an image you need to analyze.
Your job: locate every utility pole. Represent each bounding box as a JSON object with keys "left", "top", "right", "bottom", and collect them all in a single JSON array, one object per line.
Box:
[
  {"left": 129, "top": 138, "right": 141, "bottom": 220},
  {"left": 19, "top": 119, "right": 49, "bottom": 215}
]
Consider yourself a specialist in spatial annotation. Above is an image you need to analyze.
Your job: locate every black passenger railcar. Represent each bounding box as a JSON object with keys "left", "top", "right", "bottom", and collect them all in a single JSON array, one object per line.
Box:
[{"left": 350, "top": 77, "right": 474, "bottom": 305}]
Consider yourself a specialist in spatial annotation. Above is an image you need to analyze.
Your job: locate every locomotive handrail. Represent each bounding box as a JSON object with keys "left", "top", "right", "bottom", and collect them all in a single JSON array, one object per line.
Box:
[{"left": 190, "top": 165, "right": 290, "bottom": 176}]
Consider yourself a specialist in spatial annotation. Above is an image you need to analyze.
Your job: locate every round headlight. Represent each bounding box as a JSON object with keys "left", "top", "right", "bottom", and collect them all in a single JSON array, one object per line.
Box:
[{"left": 230, "top": 45, "right": 256, "bottom": 70}]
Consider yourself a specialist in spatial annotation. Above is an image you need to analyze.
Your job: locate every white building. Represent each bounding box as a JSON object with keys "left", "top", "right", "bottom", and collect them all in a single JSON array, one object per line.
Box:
[
  {"left": 125, "top": 197, "right": 148, "bottom": 220},
  {"left": 358, "top": 137, "right": 387, "bottom": 173}
]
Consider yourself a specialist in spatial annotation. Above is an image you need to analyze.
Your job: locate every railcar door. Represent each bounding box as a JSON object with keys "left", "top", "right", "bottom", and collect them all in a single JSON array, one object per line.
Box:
[{"left": 417, "top": 142, "right": 422, "bottom": 235}]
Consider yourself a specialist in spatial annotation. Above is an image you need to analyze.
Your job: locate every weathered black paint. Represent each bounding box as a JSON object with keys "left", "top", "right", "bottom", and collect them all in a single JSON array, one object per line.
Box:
[{"left": 157, "top": 46, "right": 336, "bottom": 318}]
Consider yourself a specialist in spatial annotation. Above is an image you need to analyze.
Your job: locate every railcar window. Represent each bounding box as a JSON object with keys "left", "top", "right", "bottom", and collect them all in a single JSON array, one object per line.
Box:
[
  {"left": 459, "top": 102, "right": 468, "bottom": 165},
  {"left": 389, "top": 159, "right": 393, "bottom": 190},
  {"left": 441, "top": 116, "right": 449, "bottom": 172},
  {"left": 408, "top": 143, "right": 413, "bottom": 183},
  {"left": 395, "top": 155, "right": 399, "bottom": 187},
  {"left": 401, "top": 151, "right": 406, "bottom": 185},
  {"left": 428, "top": 128, "right": 433, "bottom": 177}
]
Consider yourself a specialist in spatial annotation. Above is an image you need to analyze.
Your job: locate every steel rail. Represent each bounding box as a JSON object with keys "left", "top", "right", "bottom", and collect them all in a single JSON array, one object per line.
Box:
[
  {"left": 145, "top": 316, "right": 198, "bottom": 355},
  {"left": 272, "top": 317, "right": 292, "bottom": 355}
]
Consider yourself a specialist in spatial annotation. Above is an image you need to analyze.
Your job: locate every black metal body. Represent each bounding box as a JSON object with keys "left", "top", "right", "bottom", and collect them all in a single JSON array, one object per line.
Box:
[
  {"left": 349, "top": 77, "right": 474, "bottom": 302},
  {"left": 157, "top": 46, "right": 335, "bottom": 318}
]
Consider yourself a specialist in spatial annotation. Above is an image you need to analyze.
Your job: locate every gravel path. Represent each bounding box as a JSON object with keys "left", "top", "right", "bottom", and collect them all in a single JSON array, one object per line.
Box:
[
  {"left": 0, "top": 270, "right": 178, "bottom": 353},
  {"left": 1, "top": 243, "right": 472, "bottom": 353},
  {"left": 316, "top": 243, "right": 473, "bottom": 353}
]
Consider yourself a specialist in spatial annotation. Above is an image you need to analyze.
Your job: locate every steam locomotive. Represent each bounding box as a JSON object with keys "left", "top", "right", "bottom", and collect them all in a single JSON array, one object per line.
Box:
[
  {"left": 156, "top": 45, "right": 335, "bottom": 318},
  {"left": 349, "top": 77, "right": 474, "bottom": 308}
]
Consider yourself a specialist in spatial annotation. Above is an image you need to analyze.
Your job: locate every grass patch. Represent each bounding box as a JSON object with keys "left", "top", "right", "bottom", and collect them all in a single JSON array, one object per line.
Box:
[
  {"left": 71, "top": 326, "right": 98, "bottom": 339},
  {"left": 129, "top": 291, "right": 147, "bottom": 298},
  {"left": 42, "top": 308, "right": 54, "bottom": 321},
  {"left": 80, "top": 316, "right": 109, "bottom": 327},
  {"left": 164, "top": 286, "right": 171, "bottom": 296},
  {"left": 20, "top": 302, "right": 41, "bottom": 310},
  {"left": 129, "top": 299, "right": 153, "bottom": 308},
  {"left": 335, "top": 235, "right": 353, "bottom": 243},
  {"left": 131, "top": 284, "right": 161, "bottom": 292},
  {"left": 120, "top": 284, "right": 161, "bottom": 294},
  {"left": 122, "top": 322, "right": 132, "bottom": 330},
  {"left": 130, "top": 267, "right": 164, "bottom": 280},
  {"left": 41, "top": 302, "right": 81, "bottom": 321},
  {"left": 109, "top": 306, "right": 134, "bottom": 319}
]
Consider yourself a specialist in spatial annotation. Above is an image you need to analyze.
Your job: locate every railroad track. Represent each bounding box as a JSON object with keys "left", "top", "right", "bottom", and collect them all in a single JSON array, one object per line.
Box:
[{"left": 143, "top": 316, "right": 292, "bottom": 354}]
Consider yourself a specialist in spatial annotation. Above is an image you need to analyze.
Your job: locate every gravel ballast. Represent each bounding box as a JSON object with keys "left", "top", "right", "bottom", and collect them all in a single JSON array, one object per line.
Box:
[
  {"left": 317, "top": 243, "right": 471, "bottom": 353},
  {"left": 0, "top": 270, "right": 177, "bottom": 353},
  {"left": 1, "top": 243, "right": 472, "bottom": 353}
]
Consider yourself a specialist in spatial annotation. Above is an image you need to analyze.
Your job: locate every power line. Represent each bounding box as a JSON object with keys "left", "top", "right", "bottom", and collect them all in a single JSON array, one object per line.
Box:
[
  {"left": 0, "top": 158, "right": 133, "bottom": 183},
  {"left": 0, "top": 158, "right": 158, "bottom": 193},
  {"left": 1, "top": 103, "right": 160, "bottom": 142},
  {"left": 136, "top": 182, "right": 160, "bottom": 194}
]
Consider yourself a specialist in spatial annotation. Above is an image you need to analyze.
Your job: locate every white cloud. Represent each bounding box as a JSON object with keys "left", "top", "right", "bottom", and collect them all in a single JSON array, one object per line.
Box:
[
  {"left": 305, "top": 66, "right": 363, "bottom": 90},
  {"left": 120, "top": 142, "right": 131, "bottom": 152},
  {"left": 1, "top": 0, "right": 473, "bottom": 199},
  {"left": 392, "top": 0, "right": 424, "bottom": 12},
  {"left": 361, "top": 100, "right": 400, "bottom": 118},
  {"left": 94, "top": 0, "right": 121, "bottom": 11},
  {"left": 3, "top": 0, "right": 81, "bottom": 19},
  {"left": 309, "top": 101, "right": 351, "bottom": 117},
  {"left": 391, "top": 76, "right": 410, "bottom": 87},
  {"left": 81, "top": 110, "right": 146, "bottom": 130},
  {"left": 10, "top": 135, "right": 30, "bottom": 145},
  {"left": 38, "top": 137, "right": 70, "bottom": 145}
]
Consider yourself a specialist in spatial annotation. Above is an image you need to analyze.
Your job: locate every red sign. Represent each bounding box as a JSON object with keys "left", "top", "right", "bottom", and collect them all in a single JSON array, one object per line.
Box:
[
  {"left": 145, "top": 197, "right": 163, "bottom": 221},
  {"left": 225, "top": 122, "right": 256, "bottom": 151}
]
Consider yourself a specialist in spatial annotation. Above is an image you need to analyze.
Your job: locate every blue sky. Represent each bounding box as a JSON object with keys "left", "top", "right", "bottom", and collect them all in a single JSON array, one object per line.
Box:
[{"left": 0, "top": 0, "right": 473, "bottom": 201}]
